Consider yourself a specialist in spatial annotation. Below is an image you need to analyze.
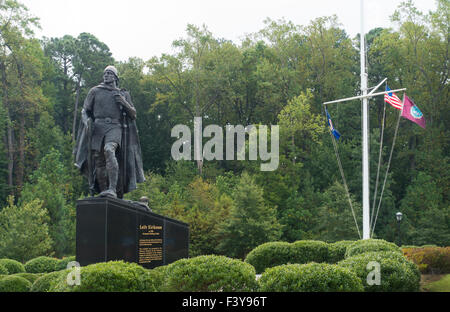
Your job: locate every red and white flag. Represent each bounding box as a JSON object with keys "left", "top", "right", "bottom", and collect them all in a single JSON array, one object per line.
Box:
[{"left": 384, "top": 85, "right": 403, "bottom": 110}]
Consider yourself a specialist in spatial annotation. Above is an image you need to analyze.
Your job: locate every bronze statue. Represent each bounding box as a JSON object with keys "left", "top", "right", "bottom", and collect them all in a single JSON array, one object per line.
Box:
[{"left": 74, "top": 65, "right": 145, "bottom": 198}]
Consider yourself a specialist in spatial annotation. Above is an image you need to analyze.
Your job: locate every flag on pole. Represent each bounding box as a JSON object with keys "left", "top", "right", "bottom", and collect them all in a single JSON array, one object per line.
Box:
[
  {"left": 326, "top": 109, "right": 341, "bottom": 140},
  {"left": 384, "top": 85, "right": 403, "bottom": 110},
  {"left": 401, "top": 95, "right": 426, "bottom": 129}
]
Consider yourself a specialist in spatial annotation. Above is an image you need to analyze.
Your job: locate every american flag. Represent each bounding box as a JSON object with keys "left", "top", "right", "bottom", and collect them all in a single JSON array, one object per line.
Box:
[{"left": 384, "top": 85, "right": 403, "bottom": 110}]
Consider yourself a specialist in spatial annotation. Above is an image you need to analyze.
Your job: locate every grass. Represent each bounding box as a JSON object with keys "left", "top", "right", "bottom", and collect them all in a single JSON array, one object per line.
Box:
[{"left": 421, "top": 274, "right": 450, "bottom": 292}]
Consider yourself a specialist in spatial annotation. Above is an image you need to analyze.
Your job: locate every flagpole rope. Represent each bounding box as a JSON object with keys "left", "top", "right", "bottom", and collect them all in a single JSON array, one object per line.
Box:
[
  {"left": 325, "top": 109, "right": 362, "bottom": 239},
  {"left": 371, "top": 108, "right": 402, "bottom": 237},
  {"left": 370, "top": 98, "right": 387, "bottom": 234}
]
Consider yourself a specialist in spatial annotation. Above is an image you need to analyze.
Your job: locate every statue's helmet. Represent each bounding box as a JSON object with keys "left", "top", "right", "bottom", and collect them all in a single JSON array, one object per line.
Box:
[{"left": 104, "top": 65, "right": 119, "bottom": 79}]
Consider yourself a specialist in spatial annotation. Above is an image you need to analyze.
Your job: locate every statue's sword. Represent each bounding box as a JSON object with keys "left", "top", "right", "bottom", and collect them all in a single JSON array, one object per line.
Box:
[{"left": 86, "top": 118, "right": 94, "bottom": 196}]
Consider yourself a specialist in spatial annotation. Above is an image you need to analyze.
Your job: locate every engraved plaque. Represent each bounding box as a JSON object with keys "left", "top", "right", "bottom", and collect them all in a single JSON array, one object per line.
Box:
[{"left": 76, "top": 197, "right": 188, "bottom": 269}]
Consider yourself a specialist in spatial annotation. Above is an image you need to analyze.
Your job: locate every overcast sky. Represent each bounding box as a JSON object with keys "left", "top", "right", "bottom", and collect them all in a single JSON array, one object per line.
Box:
[{"left": 20, "top": 0, "right": 438, "bottom": 62}]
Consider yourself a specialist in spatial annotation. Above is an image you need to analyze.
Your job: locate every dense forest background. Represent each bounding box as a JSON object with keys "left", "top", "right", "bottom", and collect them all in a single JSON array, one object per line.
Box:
[{"left": 0, "top": 0, "right": 448, "bottom": 262}]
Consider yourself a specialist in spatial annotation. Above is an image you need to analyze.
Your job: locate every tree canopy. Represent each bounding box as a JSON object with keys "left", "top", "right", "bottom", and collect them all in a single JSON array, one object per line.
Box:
[{"left": 0, "top": 0, "right": 448, "bottom": 259}]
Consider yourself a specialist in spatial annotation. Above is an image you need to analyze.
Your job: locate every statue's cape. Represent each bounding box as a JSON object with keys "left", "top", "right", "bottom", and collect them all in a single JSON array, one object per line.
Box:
[{"left": 73, "top": 84, "right": 145, "bottom": 197}]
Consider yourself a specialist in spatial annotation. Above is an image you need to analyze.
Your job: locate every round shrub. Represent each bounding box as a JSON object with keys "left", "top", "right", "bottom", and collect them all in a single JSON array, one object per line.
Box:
[
  {"left": 245, "top": 242, "right": 293, "bottom": 274},
  {"left": 338, "top": 251, "right": 421, "bottom": 292},
  {"left": 0, "top": 263, "right": 9, "bottom": 275},
  {"left": 145, "top": 265, "right": 168, "bottom": 292},
  {"left": 0, "top": 259, "right": 25, "bottom": 274},
  {"left": 25, "top": 256, "right": 59, "bottom": 273},
  {"left": 258, "top": 263, "right": 364, "bottom": 292},
  {"left": 31, "top": 270, "right": 68, "bottom": 292},
  {"left": 50, "top": 261, "right": 156, "bottom": 292},
  {"left": 55, "top": 256, "right": 76, "bottom": 271},
  {"left": 0, "top": 275, "right": 32, "bottom": 292},
  {"left": 162, "top": 255, "right": 258, "bottom": 292},
  {"left": 11, "top": 273, "right": 43, "bottom": 284},
  {"left": 327, "top": 241, "right": 355, "bottom": 263},
  {"left": 291, "top": 240, "right": 329, "bottom": 264},
  {"left": 345, "top": 239, "right": 401, "bottom": 258}
]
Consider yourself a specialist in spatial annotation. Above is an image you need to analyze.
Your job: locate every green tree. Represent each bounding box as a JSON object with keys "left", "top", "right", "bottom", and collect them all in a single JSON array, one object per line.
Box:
[
  {"left": 19, "top": 149, "right": 75, "bottom": 257},
  {"left": 314, "top": 181, "right": 362, "bottom": 242},
  {"left": 0, "top": 196, "right": 53, "bottom": 262},
  {"left": 176, "top": 177, "right": 232, "bottom": 257},
  {"left": 217, "top": 172, "right": 281, "bottom": 259},
  {"left": 0, "top": 100, "right": 9, "bottom": 204},
  {"left": 277, "top": 90, "right": 324, "bottom": 164},
  {"left": 400, "top": 172, "right": 449, "bottom": 246}
]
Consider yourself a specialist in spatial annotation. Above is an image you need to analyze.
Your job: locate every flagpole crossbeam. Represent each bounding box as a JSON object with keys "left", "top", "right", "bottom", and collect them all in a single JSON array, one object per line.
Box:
[
  {"left": 368, "top": 78, "right": 388, "bottom": 95},
  {"left": 323, "top": 88, "right": 406, "bottom": 106}
]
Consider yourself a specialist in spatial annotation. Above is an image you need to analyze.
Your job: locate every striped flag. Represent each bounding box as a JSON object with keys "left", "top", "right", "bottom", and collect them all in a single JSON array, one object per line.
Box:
[{"left": 384, "top": 85, "right": 403, "bottom": 110}]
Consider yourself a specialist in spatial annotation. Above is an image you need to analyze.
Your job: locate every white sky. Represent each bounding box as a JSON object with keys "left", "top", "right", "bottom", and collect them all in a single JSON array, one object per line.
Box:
[{"left": 21, "top": 0, "right": 438, "bottom": 62}]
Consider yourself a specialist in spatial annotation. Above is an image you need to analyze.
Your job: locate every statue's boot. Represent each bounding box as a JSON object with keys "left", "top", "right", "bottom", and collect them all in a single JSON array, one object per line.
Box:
[
  {"left": 99, "top": 169, "right": 117, "bottom": 198},
  {"left": 95, "top": 166, "right": 108, "bottom": 192}
]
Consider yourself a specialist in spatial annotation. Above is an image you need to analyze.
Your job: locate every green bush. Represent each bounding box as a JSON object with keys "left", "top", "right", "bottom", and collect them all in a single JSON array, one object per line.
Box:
[
  {"left": 0, "top": 275, "right": 32, "bottom": 292},
  {"left": 50, "top": 261, "right": 156, "bottom": 292},
  {"left": 55, "top": 256, "right": 76, "bottom": 271},
  {"left": 338, "top": 251, "right": 421, "bottom": 292},
  {"left": 327, "top": 241, "right": 355, "bottom": 263},
  {"left": 401, "top": 245, "right": 420, "bottom": 249},
  {"left": 162, "top": 255, "right": 258, "bottom": 292},
  {"left": 0, "top": 263, "right": 8, "bottom": 275},
  {"left": 30, "top": 270, "right": 67, "bottom": 292},
  {"left": 10, "top": 273, "right": 43, "bottom": 284},
  {"left": 291, "top": 240, "right": 329, "bottom": 264},
  {"left": 146, "top": 265, "right": 168, "bottom": 292},
  {"left": 25, "top": 256, "right": 59, "bottom": 273},
  {"left": 244, "top": 242, "right": 293, "bottom": 274},
  {"left": 258, "top": 262, "right": 364, "bottom": 292},
  {"left": 31, "top": 270, "right": 68, "bottom": 292},
  {"left": 345, "top": 239, "right": 401, "bottom": 258},
  {"left": 0, "top": 259, "right": 25, "bottom": 274}
]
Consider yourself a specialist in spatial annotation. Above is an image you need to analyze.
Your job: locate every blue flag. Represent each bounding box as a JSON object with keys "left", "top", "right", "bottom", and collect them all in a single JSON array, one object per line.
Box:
[{"left": 326, "top": 109, "right": 341, "bottom": 140}]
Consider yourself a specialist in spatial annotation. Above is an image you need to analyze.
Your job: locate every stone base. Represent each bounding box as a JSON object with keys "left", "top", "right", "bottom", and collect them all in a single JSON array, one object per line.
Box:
[{"left": 76, "top": 197, "right": 189, "bottom": 269}]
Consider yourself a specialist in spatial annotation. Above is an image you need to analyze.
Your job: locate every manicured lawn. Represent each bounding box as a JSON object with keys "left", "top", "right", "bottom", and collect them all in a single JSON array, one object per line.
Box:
[{"left": 421, "top": 274, "right": 450, "bottom": 292}]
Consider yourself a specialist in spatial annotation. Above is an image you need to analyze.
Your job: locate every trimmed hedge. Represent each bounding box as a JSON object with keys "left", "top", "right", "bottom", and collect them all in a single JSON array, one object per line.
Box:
[
  {"left": 0, "top": 259, "right": 25, "bottom": 274},
  {"left": 11, "top": 273, "right": 43, "bottom": 284},
  {"left": 0, "top": 263, "right": 8, "bottom": 275},
  {"left": 244, "top": 242, "right": 293, "bottom": 274},
  {"left": 402, "top": 247, "right": 450, "bottom": 274},
  {"left": 25, "top": 256, "right": 59, "bottom": 273},
  {"left": 55, "top": 256, "right": 76, "bottom": 271},
  {"left": 162, "top": 255, "right": 258, "bottom": 292},
  {"left": 338, "top": 251, "right": 421, "bottom": 292},
  {"left": 146, "top": 265, "right": 168, "bottom": 292},
  {"left": 258, "top": 263, "right": 364, "bottom": 292},
  {"left": 291, "top": 240, "right": 329, "bottom": 264},
  {"left": 0, "top": 275, "right": 32, "bottom": 292},
  {"left": 345, "top": 239, "right": 401, "bottom": 258},
  {"left": 50, "top": 261, "right": 157, "bottom": 292},
  {"left": 245, "top": 240, "right": 329, "bottom": 274},
  {"left": 327, "top": 241, "right": 355, "bottom": 263},
  {"left": 31, "top": 270, "right": 68, "bottom": 292}
]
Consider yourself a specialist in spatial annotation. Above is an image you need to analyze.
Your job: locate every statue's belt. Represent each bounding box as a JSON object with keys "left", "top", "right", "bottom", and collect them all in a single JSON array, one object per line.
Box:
[{"left": 95, "top": 118, "right": 121, "bottom": 124}]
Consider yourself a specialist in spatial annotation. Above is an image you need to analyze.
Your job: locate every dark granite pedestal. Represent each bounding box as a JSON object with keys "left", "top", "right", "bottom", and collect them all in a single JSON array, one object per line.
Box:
[{"left": 76, "top": 197, "right": 189, "bottom": 269}]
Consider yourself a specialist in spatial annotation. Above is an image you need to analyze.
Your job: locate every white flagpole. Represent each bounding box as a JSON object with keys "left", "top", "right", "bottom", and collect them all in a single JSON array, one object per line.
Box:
[{"left": 361, "top": 0, "right": 370, "bottom": 239}]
